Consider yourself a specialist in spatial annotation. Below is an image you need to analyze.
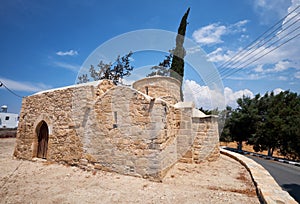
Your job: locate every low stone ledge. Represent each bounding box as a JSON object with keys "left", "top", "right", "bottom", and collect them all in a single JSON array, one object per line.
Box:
[{"left": 220, "top": 148, "right": 297, "bottom": 204}]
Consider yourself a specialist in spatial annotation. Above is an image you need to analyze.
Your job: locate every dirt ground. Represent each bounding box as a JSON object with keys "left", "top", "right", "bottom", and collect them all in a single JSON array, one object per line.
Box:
[{"left": 0, "top": 138, "right": 260, "bottom": 203}]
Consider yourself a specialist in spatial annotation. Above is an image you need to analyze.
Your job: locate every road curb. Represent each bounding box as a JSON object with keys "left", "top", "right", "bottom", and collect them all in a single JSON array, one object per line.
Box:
[
  {"left": 221, "top": 147, "right": 300, "bottom": 167},
  {"left": 220, "top": 148, "right": 297, "bottom": 204}
]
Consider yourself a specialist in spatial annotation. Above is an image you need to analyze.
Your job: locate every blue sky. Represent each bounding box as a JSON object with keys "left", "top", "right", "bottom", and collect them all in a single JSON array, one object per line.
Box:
[{"left": 0, "top": 0, "right": 300, "bottom": 113}]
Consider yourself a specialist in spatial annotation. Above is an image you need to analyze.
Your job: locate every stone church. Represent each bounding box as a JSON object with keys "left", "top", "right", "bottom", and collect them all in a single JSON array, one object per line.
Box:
[{"left": 14, "top": 76, "right": 219, "bottom": 181}]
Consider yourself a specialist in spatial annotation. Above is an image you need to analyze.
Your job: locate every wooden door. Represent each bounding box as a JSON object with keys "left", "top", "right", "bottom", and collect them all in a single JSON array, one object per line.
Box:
[{"left": 37, "top": 121, "right": 49, "bottom": 159}]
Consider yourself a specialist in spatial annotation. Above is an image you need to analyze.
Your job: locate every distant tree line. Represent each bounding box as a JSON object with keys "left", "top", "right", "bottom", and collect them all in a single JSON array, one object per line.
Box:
[{"left": 217, "top": 90, "right": 300, "bottom": 160}]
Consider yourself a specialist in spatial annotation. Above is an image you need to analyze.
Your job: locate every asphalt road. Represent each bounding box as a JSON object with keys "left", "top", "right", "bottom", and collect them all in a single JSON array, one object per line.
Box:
[{"left": 247, "top": 155, "right": 300, "bottom": 203}]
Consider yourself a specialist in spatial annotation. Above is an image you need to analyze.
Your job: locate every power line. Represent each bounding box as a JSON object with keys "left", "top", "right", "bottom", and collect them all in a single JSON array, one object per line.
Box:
[
  {"left": 190, "top": 6, "right": 300, "bottom": 99},
  {"left": 220, "top": 21, "right": 300, "bottom": 77},
  {"left": 202, "top": 5, "right": 300, "bottom": 84},
  {"left": 220, "top": 13, "right": 300, "bottom": 72},
  {"left": 217, "top": 5, "right": 300, "bottom": 73},
  {"left": 222, "top": 31, "right": 300, "bottom": 79},
  {"left": 219, "top": 26, "right": 300, "bottom": 81},
  {"left": 0, "top": 80, "right": 24, "bottom": 98},
  {"left": 217, "top": 17, "right": 300, "bottom": 80}
]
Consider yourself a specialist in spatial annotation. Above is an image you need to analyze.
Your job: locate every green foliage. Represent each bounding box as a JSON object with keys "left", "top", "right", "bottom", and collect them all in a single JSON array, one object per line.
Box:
[
  {"left": 219, "top": 106, "right": 233, "bottom": 143},
  {"left": 198, "top": 107, "right": 212, "bottom": 115},
  {"left": 77, "top": 74, "right": 89, "bottom": 84},
  {"left": 223, "top": 90, "right": 300, "bottom": 160},
  {"left": 170, "top": 7, "right": 190, "bottom": 100},
  {"left": 147, "top": 53, "right": 172, "bottom": 77},
  {"left": 170, "top": 8, "right": 190, "bottom": 78},
  {"left": 77, "top": 52, "right": 133, "bottom": 85}
]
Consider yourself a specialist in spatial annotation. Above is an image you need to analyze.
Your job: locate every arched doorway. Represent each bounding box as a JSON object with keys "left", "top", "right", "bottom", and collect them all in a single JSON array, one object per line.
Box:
[{"left": 37, "top": 121, "right": 49, "bottom": 159}]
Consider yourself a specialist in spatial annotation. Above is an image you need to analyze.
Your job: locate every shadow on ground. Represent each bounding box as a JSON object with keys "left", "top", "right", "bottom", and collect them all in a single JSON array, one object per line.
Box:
[{"left": 282, "top": 183, "right": 300, "bottom": 203}]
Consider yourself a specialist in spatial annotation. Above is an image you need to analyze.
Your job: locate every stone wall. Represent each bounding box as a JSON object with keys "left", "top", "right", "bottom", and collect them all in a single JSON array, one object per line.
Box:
[
  {"left": 132, "top": 76, "right": 181, "bottom": 105},
  {"left": 14, "top": 77, "right": 220, "bottom": 181},
  {"left": 82, "top": 86, "right": 179, "bottom": 180},
  {"left": 173, "top": 103, "right": 220, "bottom": 164},
  {"left": 191, "top": 116, "right": 220, "bottom": 162},
  {"left": 14, "top": 84, "right": 91, "bottom": 162}
]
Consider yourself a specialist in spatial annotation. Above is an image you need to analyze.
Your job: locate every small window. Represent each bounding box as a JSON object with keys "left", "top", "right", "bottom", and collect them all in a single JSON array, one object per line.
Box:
[
  {"left": 113, "top": 112, "right": 118, "bottom": 128},
  {"left": 145, "top": 86, "right": 149, "bottom": 95},
  {"left": 5, "top": 116, "right": 9, "bottom": 120}
]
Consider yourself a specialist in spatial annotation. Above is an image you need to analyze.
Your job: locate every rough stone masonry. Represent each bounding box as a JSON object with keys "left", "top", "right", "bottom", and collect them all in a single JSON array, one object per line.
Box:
[{"left": 14, "top": 76, "right": 219, "bottom": 181}]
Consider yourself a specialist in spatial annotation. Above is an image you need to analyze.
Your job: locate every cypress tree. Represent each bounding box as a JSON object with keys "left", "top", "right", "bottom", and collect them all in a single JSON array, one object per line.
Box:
[{"left": 170, "top": 7, "right": 190, "bottom": 100}]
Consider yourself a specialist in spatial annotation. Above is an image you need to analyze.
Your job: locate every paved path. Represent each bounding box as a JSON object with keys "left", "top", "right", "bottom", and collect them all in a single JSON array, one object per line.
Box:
[{"left": 247, "top": 155, "right": 300, "bottom": 203}]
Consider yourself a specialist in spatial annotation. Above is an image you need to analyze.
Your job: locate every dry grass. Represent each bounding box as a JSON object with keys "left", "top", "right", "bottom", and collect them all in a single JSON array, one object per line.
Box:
[
  {"left": 41, "top": 160, "right": 56, "bottom": 165},
  {"left": 237, "top": 172, "right": 248, "bottom": 182},
  {"left": 220, "top": 141, "right": 283, "bottom": 158},
  {"left": 208, "top": 185, "right": 257, "bottom": 197},
  {"left": 207, "top": 170, "right": 257, "bottom": 197}
]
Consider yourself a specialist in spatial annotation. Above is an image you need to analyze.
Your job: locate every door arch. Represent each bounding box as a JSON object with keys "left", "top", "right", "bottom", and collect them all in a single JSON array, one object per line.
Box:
[{"left": 37, "top": 121, "right": 49, "bottom": 159}]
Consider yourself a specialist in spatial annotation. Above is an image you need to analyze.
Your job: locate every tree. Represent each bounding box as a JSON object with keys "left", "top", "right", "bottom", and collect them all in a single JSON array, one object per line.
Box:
[
  {"left": 77, "top": 74, "right": 89, "bottom": 84},
  {"left": 170, "top": 8, "right": 190, "bottom": 80},
  {"left": 90, "top": 61, "right": 112, "bottom": 81},
  {"left": 147, "top": 8, "right": 190, "bottom": 85},
  {"left": 170, "top": 7, "right": 190, "bottom": 100},
  {"left": 225, "top": 96, "right": 257, "bottom": 150},
  {"left": 77, "top": 51, "right": 133, "bottom": 85},
  {"left": 222, "top": 90, "right": 300, "bottom": 159},
  {"left": 219, "top": 106, "right": 233, "bottom": 143},
  {"left": 275, "top": 91, "right": 300, "bottom": 159},
  {"left": 147, "top": 53, "right": 172, "bottom": 77},
  {"left": 250, "top": 92, "right": 281, "bottom": 156},
  {"left": 251, "top": 91, "right": 300, "bottom": 158},
  {"left": 110, "top": 52, "right": 134, "bottom": 84}
]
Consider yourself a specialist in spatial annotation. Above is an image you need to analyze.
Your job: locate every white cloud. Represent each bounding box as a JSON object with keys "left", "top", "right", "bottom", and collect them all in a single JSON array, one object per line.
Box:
[
  {"left": 56, "top": 49, "right": 78, "bottom": 56},
  {"left": 253, "top": 0, "right": 291, "bottom": 25},
  {"left": 247, "top": 0, "right": 300, "bottom": 70},
  {"left": 295, "top": 71, "right": 300, "bottom": 78},
  {"left": 272, "top": 60, "right": 291, "bottom": 72},
  {"left": 224, "top": 87, "right": 254, "bottom": 107},
  {"left": 229, "top": 20, "right": 249, "bottom": 33},
  {"left": 254, "top": 64, "right": 264, "bottom": 72},
  {"left": 207, "top": 47, "right": 234, "bottom": 62},
  {"left": 192, "top": 20, "right": 249, "bottom": 46},
  {"left": 53, "top": 61, "right": 80, "bottom": 72},
  {"left": 183, "top": 80, "right": 291, "bottom": 109},
  {"left": 253, "top": 60, "right": 292, "bottom": 73},
  {"left": 183, "top": 79, "right": 254, "bottom": 109},
  {"left": 0, "top": 77, "right": 51, "bottom": 92},
  {"left": 277, "top": 76, "right": 288, "bottom": 81},
  {"left": 225, "top": 72, "right": 265, "bottom": 80},
  {"left": 186, "top": 46, "right": 201, "bottom": 54},
  {"left": 192, "top": 23, "right": 226, "bottom": 45},
  {"left": 273, "top": 87, "right": 285, "bottom": 94},
  {"left": 204, "top": 1, "right": 300, "bottom": 80},
  {"left": 183, "top": 80, "right": 213, "bottom": 109}
]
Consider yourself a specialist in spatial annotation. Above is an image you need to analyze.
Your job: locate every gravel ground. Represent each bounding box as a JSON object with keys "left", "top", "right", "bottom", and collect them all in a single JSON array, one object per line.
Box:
[{"left": 0, "top": 138, "right": 260, "bottom": 203}]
